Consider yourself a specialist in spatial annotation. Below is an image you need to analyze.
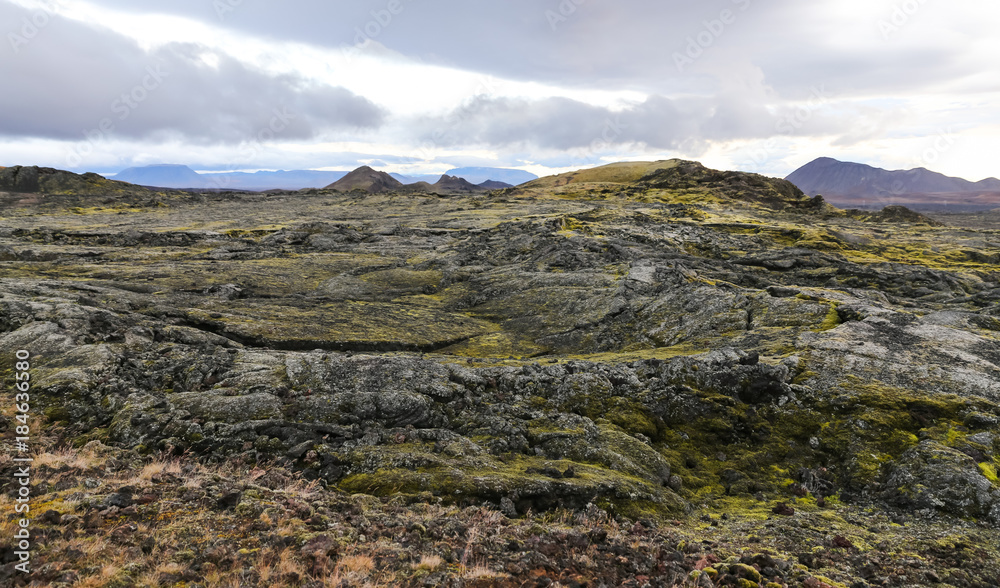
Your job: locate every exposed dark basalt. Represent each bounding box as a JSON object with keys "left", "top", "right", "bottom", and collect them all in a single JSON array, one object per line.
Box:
[
  {"left": 0, "top": 165, "right": 154, "bottom": 196},
  {"left": 636, "top": 160, "right": 814, "bottom": 209},
  {"left": 3, "top": 159, "right": 1000, "bottom": 585}
]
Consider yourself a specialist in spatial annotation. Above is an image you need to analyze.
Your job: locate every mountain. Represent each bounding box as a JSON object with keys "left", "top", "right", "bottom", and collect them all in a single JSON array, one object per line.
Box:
[
  {"left": 477, "top": 180, "right": 513, "bottom": 190},
  {"left": 404, "top": 175, "right": 486, "bottom": 195},
  {"left": 104, "top": 164, "right": 536, "bottom": 192},
  {"left": 390, "top": 168, "right": 536, "bottom": 186},
  {"left": 444, "top": 166, "right": 538, "bottom": 186},
  {"left": 786, "top": 157, "right": 1000, "bottom": 211},
  {"left": 324, "top": 165, "right": 404, "bottom": 192},
  {"left": 114, "top": 164, "right": 211, "bottom": 189},
  {"left": 202, "top": 170, "right": 346, "bottom": 191},
  {"left": 326, "top": 168, "right": 504, "bottom": 195},
  {"left": 390, "top": 173, "right": 444, "bottom": 184},
  {"left": 110, "top": 165, "right": 350, "bottom": 191},
  {"left": 430, "top": 174, "right": 484, "bottom": 193}
]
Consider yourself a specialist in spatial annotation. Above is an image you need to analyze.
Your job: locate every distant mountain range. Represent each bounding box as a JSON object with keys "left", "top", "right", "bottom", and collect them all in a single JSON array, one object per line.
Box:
[
  {"left": 107, "top": 164, "right": 537, "bottom": 191},
  {"left": 786, "top": 157, "right": 1000, "bottom": 211},
  {"left": 0, "top": 164, "right": 519, "bottom": 197},
  {"left": 439, "top": 167, "right": 538, "bottom": 186}
]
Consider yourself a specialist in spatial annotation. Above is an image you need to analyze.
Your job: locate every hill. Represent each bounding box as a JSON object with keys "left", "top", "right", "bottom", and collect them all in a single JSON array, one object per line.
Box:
[
  {"left": 444, "top": 166, "right": 538, "bottom": 186},
  {"left": 787, "top": 157, "right": 1000, "bottom": 211},
  {"left": 326, "top": 168, "right": 502, "bottom": 195},
  {"left": 477, "top": 179, "right": 513, "bottom": 190},
  {"left": 521, "top": 160, "right": 681, "bottom": 188},
  {"left": 429, "top": 174, "right": 486, "bottom": 193},
  {"left": 520, "top": 159, "right": 825, "bottom": 211},
  {"left": 0, "top": 165, "right": 153, "bottom": 196},
  {"left": 324, "top": 165, "right": 404, "bottom": 192},
  {"left": 404, "top": 175, "right": 487, "bottom": 195}
]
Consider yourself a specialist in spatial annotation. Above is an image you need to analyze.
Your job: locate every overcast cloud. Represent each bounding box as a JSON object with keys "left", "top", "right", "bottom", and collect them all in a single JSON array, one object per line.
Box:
[{"left": 1, "top": 0, "right": 998, "bottom": 180}]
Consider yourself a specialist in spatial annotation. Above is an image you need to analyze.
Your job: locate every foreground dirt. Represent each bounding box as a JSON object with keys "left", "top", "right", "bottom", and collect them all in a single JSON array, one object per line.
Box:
[{"left": 1, "top": 436, "right": 998, "bottom": 588}]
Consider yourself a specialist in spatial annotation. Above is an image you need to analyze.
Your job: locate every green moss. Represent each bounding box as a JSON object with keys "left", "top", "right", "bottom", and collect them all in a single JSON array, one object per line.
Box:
[
  {"left": 358, "top": 268, "right": 444, "bottom": 292},
  {"left": 184, "top": 299, "right": 497, "bottom": 352},
  {"left": 337, "top": 450, "right": 685, "bottom": 520},
  {"left": 72, "top": 427, "right": 109, "bottom": 448},
  {"left": 946, "top": 427, "right": 962, "bottom": 445},
  {"left": 43, "top": 405, "right": 71, "bottom": 422},
  {"left": 441, "top": 332, "right": 549, "bottom": 359},
  {"left": 556, "top": 395, "right": 660, "bottom": 440},
  {"left": 815, "top": 304, "right": 842, "bottom": 331},
  {"left": 979, "top": 462, "right": 999, "bottom": 485},
  {"left": 806, "top": 380, "right": 976, "bottom": 488}
]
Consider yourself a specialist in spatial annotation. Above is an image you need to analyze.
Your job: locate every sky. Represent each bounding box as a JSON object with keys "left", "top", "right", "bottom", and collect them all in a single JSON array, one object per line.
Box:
[{"left": 2, "top": 0, "right": 999, "bottom": 181}]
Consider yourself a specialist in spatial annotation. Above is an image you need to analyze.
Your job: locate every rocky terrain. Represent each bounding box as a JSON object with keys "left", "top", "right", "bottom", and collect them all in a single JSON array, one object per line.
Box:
[{"left": 2, "top": 159, "right": 1000, "bottom": 587}]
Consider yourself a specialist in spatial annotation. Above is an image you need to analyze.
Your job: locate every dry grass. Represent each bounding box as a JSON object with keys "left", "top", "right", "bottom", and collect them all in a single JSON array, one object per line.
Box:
[
  {"left": 133, "top": 455, "right": 184, "bottom": 484},
  {"left": 337, "top": 554, "right": 376, "bottom": 575},
  {"left": 75, "top": 562, "right": 125, "bottom": 588},
  {"left": 33, "top": 445, "right": 104, "bottom": 471},
  {"left": 155, "top": 562, "right": 185, "bottom": 576},
  {"left": 462, "top": 561, "right": 506, "bottom": 580},
  {"left": 62, "top": 535, "right": 106, "bottom": 558},
  {"left": 0, "top": 504, "right": 23, "bottom": 541},
  {"left": 255, "top": 547, "right": 310, "bottom": 585},
  {"left": 412, "top": 554, "right": 444, "bottom": 571},
  {"left": 256, "top": 547, "right": 306, "bottom": 586},
  {"left": 282, "top": 476, "right": 321, "bottom": 499},
  {"left": 277, "top": 547, "right": 308, "bottom": 576},
  {"left": 316, "top": 552, "right": 381, "bottom": 588},
  {"left": 276, "top": 517, "right": 304, "bottom": 538}
]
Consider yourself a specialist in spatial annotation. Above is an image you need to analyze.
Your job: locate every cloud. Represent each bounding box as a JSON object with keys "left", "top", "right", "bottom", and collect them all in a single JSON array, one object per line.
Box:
[
  {"left": 3, "top": 0, "right": 999, "bottom": 180},
  {"left": 410, "top": 89, "right": 857, "bottom": 154},
  {"left": 72, "top": 0, "right": 996, "bottom": 98},
  {"left": 73, "top": 0, "right": 753, "bottom": 93},
  {"left": 0, "top": 1, "right": 385, "bottom": 144}
]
